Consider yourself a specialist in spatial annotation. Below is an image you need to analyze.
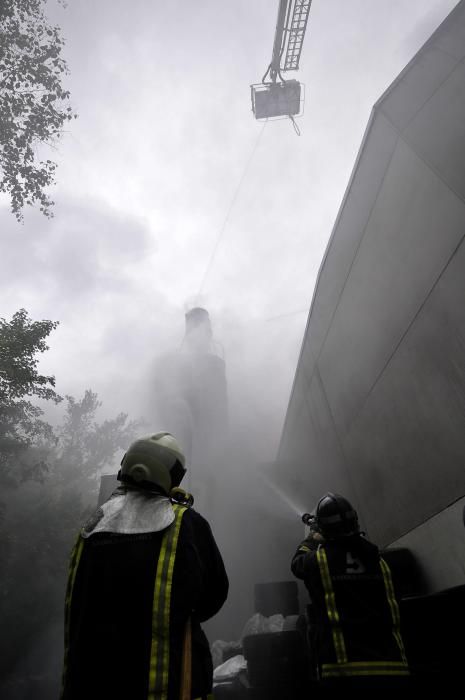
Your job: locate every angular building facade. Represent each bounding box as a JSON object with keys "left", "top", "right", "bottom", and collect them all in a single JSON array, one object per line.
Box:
[{"left": 277, "top": 0, "right": 465, "bottom": 593}]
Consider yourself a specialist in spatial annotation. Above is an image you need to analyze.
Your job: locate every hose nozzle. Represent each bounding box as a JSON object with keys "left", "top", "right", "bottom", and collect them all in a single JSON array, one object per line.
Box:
[{"left": 302, "top": 513, "right": 315, "bottom": 526}]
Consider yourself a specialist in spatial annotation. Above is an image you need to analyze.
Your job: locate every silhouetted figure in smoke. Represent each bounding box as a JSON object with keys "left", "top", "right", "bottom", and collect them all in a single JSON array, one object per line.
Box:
[
  {"left": 153, "top": 308, "right": 228, "bottom": 516},
  {"left": 61, "top": 432, "right": 228, "bottom": 700},
  {"left": 292, "top": 493, "right": 410, "bottom": 691}
]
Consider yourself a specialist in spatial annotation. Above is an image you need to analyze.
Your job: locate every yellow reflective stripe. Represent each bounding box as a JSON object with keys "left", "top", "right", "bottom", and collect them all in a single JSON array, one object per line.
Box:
[
  {"left": 148, "top": 509, "right": 178, "bottom": 699},
  {"left": 65, "top": 535, "right": 85, "bottom": 612},
  {"left": 61, "top": 534, "right": 85, "bottom": 698},
  {"left": 316, "top": 547, "right": 348, "bottom": 664},
  {"left": 322, "top": 660, "right": 410, "bottom": 678},
  {"left": 149, "top": 534, "right": 168, "bottom": 697},
  {"left": 161, "top": 505, "right": 185, "bottom": 692},
  {"left": 148, "top": 510, "right": 177, "bottom": 699},
  {"left": 324, "top": 661, "right": 409, "bottom": 668},
  {"left": 148, "top": 505, "right": 187, "bottom": 700},
  {"left": 379, "top": 558, "right": 408, "bottom": 666},
  {"left": 379, "top": 559, "right": 400, "bottom": 625},
  {"left": 299, "top": 545, "right": 311, "bottom": 552}
]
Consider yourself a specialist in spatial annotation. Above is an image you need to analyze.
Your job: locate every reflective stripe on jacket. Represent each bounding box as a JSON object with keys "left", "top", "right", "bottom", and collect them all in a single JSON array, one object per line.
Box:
[
  {"left": 316, "top": 546, "right": 409, "bottom": 679},
  {"left": 62, "top": 502, "right": 228, "bottom": 700},
  {"left": 291, "top": 534, "right": 409, "bottom": 680}
]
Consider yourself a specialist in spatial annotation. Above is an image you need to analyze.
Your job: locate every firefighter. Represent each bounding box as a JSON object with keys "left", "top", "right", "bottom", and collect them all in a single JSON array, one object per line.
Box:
[
  {"left": 61, "top": 432, "right": 228, "bottom": 700},
  {"left": 291, "top": 492, "right": 410, "bottom": 690}
]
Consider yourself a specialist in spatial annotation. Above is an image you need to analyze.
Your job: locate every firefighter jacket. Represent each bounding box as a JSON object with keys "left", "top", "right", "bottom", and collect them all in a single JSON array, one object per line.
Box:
[
  {"left": 291, "top": 532, "right": 409, "bottom": 681},
  {"left": 61, "top": 492, "right": 229, "bottom": 700}
]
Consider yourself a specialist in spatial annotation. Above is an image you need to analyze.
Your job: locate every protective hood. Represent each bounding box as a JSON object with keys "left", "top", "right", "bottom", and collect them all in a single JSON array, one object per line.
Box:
[{"left": 81, "top": 486, "right": 175, "bottom": 538}]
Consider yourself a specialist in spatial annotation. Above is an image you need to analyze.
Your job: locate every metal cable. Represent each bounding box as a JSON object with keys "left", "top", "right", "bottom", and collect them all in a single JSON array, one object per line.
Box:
[{"left": 197, "top": 121, "right": 267, "bottom": 295}]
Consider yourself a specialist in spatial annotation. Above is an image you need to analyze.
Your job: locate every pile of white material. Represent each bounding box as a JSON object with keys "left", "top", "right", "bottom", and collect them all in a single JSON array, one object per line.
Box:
[
  {"left": 211, "top": 612, "right": 298, "bottom": 684},
  {"left": 213, "top": 655, "right": 247, "bottom": 683},
  {"left": 240, "top": 612, "right": 285, "bottom": 638}
]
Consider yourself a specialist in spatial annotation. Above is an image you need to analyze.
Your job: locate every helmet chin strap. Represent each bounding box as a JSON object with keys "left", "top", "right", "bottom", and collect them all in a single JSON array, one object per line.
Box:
[{"left": 117, "top": 471, "right": 168, "bottom": 496}]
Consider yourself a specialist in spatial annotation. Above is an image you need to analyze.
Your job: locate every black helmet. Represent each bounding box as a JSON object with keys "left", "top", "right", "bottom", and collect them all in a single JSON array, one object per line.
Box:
[{"left": 315, "top": 492, "right": 360, "bottom": 538}]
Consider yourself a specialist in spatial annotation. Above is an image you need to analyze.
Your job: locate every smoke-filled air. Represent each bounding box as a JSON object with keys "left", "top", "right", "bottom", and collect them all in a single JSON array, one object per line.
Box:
[{"left": 0, "top": 1, "right": 461, "bottom": 698}]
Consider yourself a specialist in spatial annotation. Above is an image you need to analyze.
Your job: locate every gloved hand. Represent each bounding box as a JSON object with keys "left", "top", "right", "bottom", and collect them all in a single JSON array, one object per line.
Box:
[
  {"left": 307, "top": 529, "right": 325, "bottom": 543},
  {"left": 299, "top": 529, "right": 325, "bottom": 552}
]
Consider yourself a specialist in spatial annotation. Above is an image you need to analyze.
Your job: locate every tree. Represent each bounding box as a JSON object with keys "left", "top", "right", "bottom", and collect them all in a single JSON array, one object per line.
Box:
[
  {"left": 0, "top": 308, "right": 62, "bottom": 486},
  {"left": 53, "top": 388, "right": 141, "bottom": 492},
  {"left": 0, "top": 391, "right": 141, "bottom": 695},
  {"left": 0, "top": 0, "right": 76, "bottom": 221},
  {"left": 0, "top": 308, "right": 142, "bottom": 694},
  {"left": 23, "top": 389, "right": 140, "bottom": 575}
]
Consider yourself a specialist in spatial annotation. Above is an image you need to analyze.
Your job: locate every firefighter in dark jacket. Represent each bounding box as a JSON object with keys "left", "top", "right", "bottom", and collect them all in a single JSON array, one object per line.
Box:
[
  {"left": 291, "top": 492, "right": 409, "bottom": 689},
  {"left": 61, "top": 432, "right": 229, "bottom": 700}
]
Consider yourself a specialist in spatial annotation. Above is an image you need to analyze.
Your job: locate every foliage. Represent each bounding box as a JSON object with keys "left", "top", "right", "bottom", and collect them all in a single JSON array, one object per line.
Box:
[
  {"left": 54, "top": 389, "right": 138, "bottom": 488},
  {"left": 0, "top": 0, "right": 76, "bottom": 221},
  {"left": 0, "top": 307, "right": 141, "bottom": 691},
  {"left": 0, "top": 390, "right": 141, "bottom": 688},
  {"left": 0, "top": 308, "right": 61, "bottom": 486},
  {"left": 22, "top": 389, "right": 140, "bottom": 581}
]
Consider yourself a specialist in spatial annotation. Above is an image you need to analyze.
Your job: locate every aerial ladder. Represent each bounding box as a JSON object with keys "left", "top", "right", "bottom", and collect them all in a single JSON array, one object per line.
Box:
[{"left": 251, "top": 0, "right": 312, "bottom": 121}]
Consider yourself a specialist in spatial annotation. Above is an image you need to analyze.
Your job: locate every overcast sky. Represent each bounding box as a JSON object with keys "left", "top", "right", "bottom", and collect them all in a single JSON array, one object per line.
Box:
[{"left": 0, "top": 0, "right": 459, "bottom": 453}]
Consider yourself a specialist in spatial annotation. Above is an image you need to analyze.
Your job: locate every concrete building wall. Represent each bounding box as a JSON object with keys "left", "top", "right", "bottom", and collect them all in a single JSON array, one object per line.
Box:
[{"left": 278, "top": 0, "right": 465, "bottom": 591}]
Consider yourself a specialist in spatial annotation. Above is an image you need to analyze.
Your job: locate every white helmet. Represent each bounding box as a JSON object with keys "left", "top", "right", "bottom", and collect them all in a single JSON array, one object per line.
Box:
[{"left": 118, "top": 432, "right": 186, "bottom": 494}]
